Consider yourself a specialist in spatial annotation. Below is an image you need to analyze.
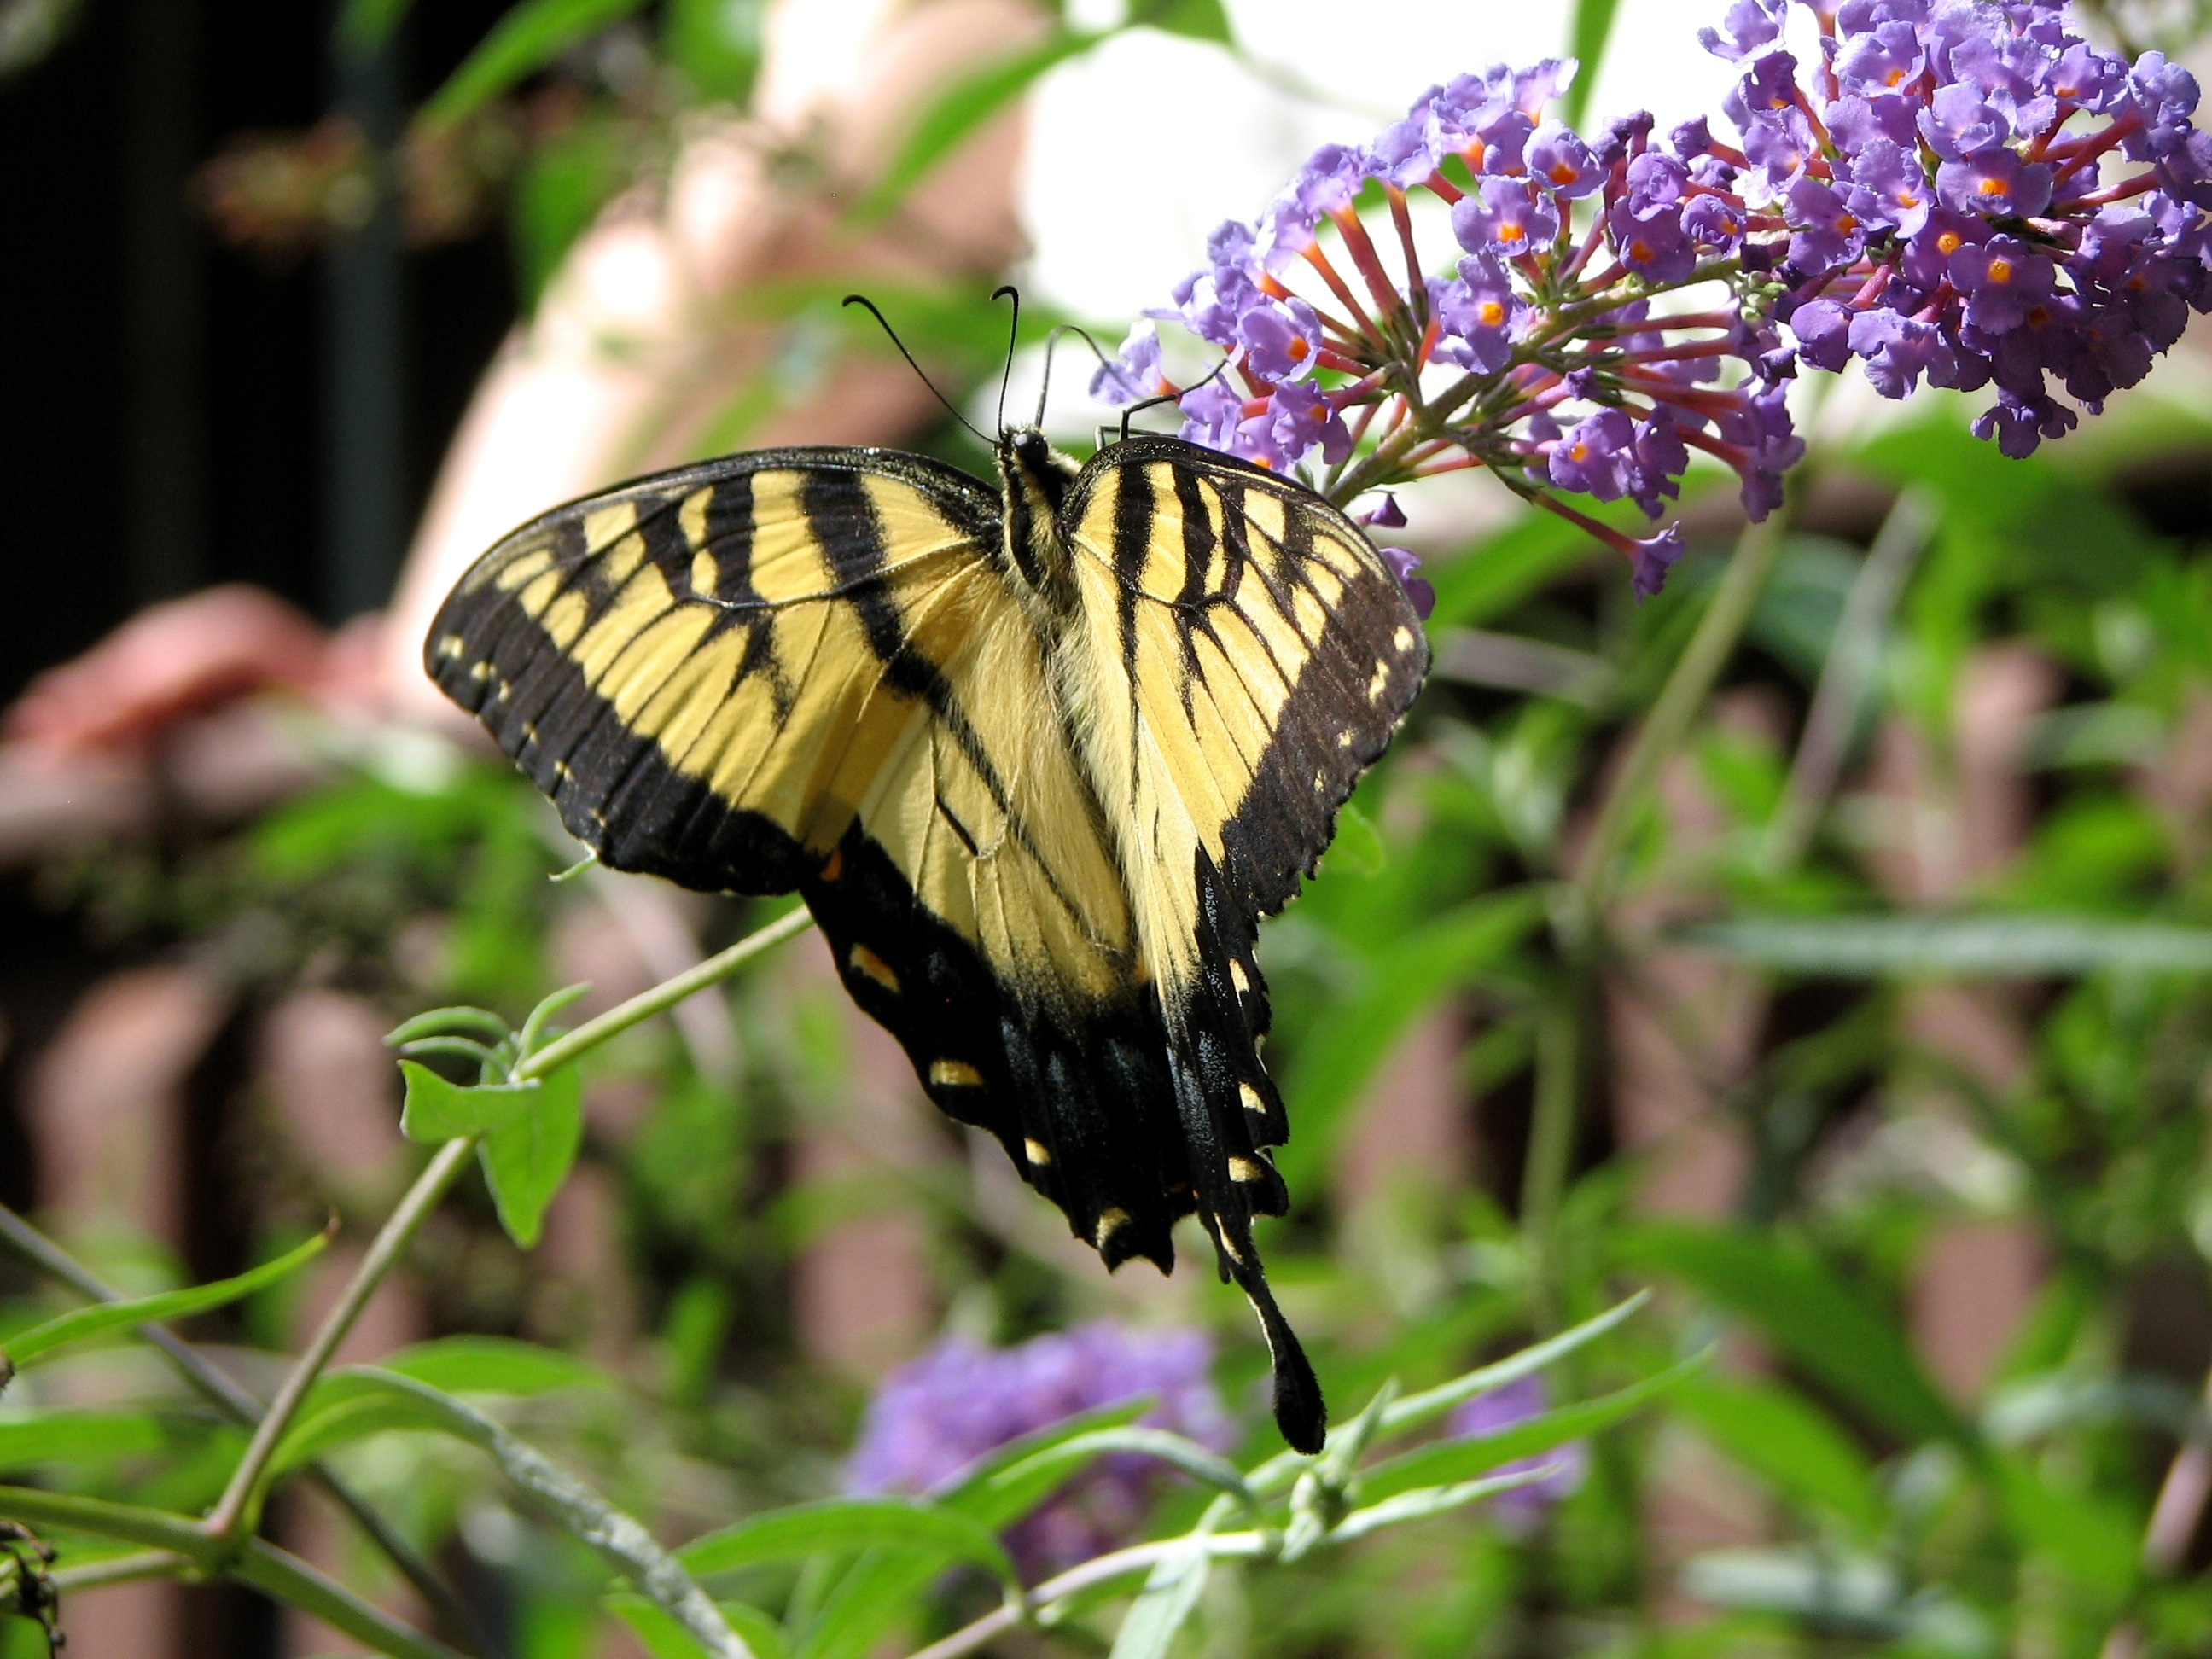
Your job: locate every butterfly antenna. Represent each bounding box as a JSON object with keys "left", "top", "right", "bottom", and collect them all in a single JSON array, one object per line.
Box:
[
  {"left": 1121, "top": 357, "right": 1231, "bottom": 443},
  {"left": 841, "top": 294, "right": 992, "bottom": 446},
  {"left": 1035, "top": 323, "right": 1113, "bottom": 428},
  {"left": 991, "top": 284, "right": 1021, "bottom": 433}
]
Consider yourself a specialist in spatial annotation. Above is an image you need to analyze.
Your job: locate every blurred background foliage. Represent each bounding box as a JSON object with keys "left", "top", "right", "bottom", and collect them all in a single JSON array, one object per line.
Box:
[{"left": 12, "top": 1, "right": 2212, "bottom": 1657}]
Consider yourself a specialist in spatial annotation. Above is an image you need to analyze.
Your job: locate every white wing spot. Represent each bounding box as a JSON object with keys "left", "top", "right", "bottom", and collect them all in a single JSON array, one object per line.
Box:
[
  {"left": 1094, "top": 1208, "right": 1130, "bottom": 1248},
  {"left": 1238, "top": 1081, "right": 1267, "bottom": 1118},
  {"left": 930, "top": 1058, "right": 983, "bottom": 1089},
  {"left": 1336, "top": 729, "right": 1353, "bottom": 749},
  {"left": 1229, "top": 1156, "right": 1265, "bottom": 1183},
  {"left": 1367, "top": 659, "right": 1391, "bottom": 701},
  {"left": 1313, "top": 768, "right": 1326, "bottom": 791},
  {"left": 435, "top": 634, "right": 465, "bottom": 661},
  {"left": 1229, "top": 960, "right": 1250, "bottom": 997},
  {"left": 1393, "top": 625, "right": 1415, "bottom": 652},
  {"left": 849, "top": 945, "right": 899, "bottom": 994},
  {"left": 552, "top": 760, "right": 573, "bottom": 783},
  {"left": 1022, "top": 1136, "right": 1052, "bottom": 1165}
]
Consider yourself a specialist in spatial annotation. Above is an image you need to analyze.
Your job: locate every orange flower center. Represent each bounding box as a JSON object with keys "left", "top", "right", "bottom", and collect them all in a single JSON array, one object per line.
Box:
[
  {"left": 1478, "top": 300, "right": 1506, "bottom": 326},
  {"left": 1937, "top": 230, "right": 1962, "bottom": 254},
  {"left": 1988, "top": 257, "right": 2014, "bottom": 282},
  {"left": 1549, "top": 162, "right": 1578, "bottom": 185},
  {"left": 1289, "top": 337, "right": 1310, "bottom": 361},
  {"left": 1978, "top": 175, "right": 2006, "bottom": 195}
]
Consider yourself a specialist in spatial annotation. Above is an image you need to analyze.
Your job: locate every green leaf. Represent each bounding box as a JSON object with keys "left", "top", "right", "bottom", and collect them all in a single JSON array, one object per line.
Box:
[
  {"left": 1670, "top": 1377, "right": 1884, "bottom": 1538},
  {"left": 983, "top": 1428, "right": 1254, "bottom": 1515},
  {"left": 857, "top": 30, "right": 1100, "bottom": 220},
  {"left": 663, "top": 0, "right": 762, "bottom": 104},
  {"left": 1616, "top": 1223, "right": 1967, "bottom": 1447},
  {"left": 1132, "top": 0, "right": 1232, "bottom": 44},
  {"left": 0, "top": 1412, "right": 167, "bottom": 1470},
  {"left": 0, "top": 1229, "right": 329, "bottom": 1376},
  {"left": 418, "top": 0, "right": 654, "bottom": 130},
  {"left": 678, "top": 1499, "right": 1018, "bottom": 1592},
  {"left": 270, "top": 1391, "right": 459, "bottom": 1477},
  {"left": 338, "top": 0, "right": 413, "bottom": 51},
  {"left": 1360, "top": 1351, "right": 1708, "bottom": 1505},
  {"left": 1108, "top": 1543, "right": 1209, "bottom": 1659},
  {"left": 386, "top": 1004, "right": 511, "bottom": 1048},
  {"left": 1561, "top": 0, "right": 1620, "bottom": 130},
  {"left": 381, "top": 1335, "right": 613, "bottom": 1395},
  {"left": 1994, "top": 1454, "right": 2140, "bottom": 1598},
  {"left": 607, "top": 1593, "right": 785, "bottom": 1659},
  {"left": 399, "top": 1061, "right": 585, "bottom": 1248},
  {"left": 1280, "top": 888, "right": 1545, "bottom": 1191},
  {"left": 1425, "top": 509, "right": 1599, "bottom": 632},
  {"left": 477, "top": 1066, "right": 585, "bottom": 1249},
  {"left": 938, "top": 1399, "right": 1152, "bottom": 1527},
  {"left": 1679, "top": 913, "right": 2212, "bottom": 977},
  {"left": 1379, "top": 1291, "right": 1652, "bottom": 1435}
]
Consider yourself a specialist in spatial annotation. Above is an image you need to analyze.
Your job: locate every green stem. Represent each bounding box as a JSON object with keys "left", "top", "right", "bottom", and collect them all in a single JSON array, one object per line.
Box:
[
  {"left": 203, "top": 1137, "right": 480, "bottom": 1545},
  {"left": 3, "top": 1495, "right": 467, "bottom": 1659},
  {"left": 1568, "top": 507, "right": 1795, "bottom": 933},
  {"left": 0, "top": 1202, "right": 494, "bottom": 1656},
  {"left": 49, "top": 1551, "right": 191, "bottom": 1593},
  {"left": 1521, "top": 1002, "right": 1582, "bottom": 1334},
  {"left": 518, "top": 904, "right": 814, "bottom": 1081}
]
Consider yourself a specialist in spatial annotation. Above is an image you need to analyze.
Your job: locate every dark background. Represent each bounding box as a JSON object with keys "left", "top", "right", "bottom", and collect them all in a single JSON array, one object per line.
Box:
[{"left": 3, "top": 0, "right": 519, "bottom": 701}]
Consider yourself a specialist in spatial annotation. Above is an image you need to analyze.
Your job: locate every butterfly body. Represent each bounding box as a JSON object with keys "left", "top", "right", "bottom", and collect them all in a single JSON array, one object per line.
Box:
[{"left": 427, "top": 427, "right": 1429, "bottom": 1452}]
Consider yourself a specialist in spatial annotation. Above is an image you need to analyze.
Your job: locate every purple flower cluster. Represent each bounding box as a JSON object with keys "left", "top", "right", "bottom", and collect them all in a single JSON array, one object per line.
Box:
[
  {"left": 1718, "top": 0, "right": 2212, "bottom": 457},
  {"left": 1447, "top": 1373, "right": 1588, "bottom": 1530},
  {"left": 1092, "top": 0, "right": 2212, "bottom": 598},
  {"left": 845, "top": 1322, "right": 1231, "bottom": 1582}
]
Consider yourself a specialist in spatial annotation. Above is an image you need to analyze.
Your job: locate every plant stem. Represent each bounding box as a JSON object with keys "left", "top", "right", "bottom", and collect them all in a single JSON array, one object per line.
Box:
[
  {"left": 518, "top": 903, "right": 814, "bottom": 1080},
  {"left": 1568, "top": 506, "right": 1795, "bottom": 934},
  {"left": 902, "top": 1532, "right": 1272, "bottom": 1659},
  {"left": 0, "top": 1485, "right": 466, "bottom": 1659},
  {"left": 203, "top": 1137, "right": 480, "bottom": 1545},
  {"left": 49, "top": 1551, "right": 191, "bottom": 1593},
  {"left": 0, "top": 1202, "right": 493, "bottom": 1657},
  {"left": 1521, "top": 1002, "right": 1583, "bottom": 1333}
]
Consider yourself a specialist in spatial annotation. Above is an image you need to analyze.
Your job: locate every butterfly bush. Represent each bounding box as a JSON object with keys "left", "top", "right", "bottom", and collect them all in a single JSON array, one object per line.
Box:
[
  {"left": 845, "top": 1322, "right": 1231, "bottom": 1581},
  {"left": 1093, "top": 0, "right": 2212, "bottom": 601}
]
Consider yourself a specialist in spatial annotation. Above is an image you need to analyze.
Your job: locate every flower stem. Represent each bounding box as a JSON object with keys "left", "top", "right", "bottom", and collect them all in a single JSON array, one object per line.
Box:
[{"left": 202, "top": 1137, "right": 480, "bottom": 1547}]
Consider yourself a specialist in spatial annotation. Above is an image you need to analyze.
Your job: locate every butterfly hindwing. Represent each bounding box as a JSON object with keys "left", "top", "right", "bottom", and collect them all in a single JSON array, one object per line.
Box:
[{"left": 1056, "top": 434, "right": 1430, "bottom": 1454}]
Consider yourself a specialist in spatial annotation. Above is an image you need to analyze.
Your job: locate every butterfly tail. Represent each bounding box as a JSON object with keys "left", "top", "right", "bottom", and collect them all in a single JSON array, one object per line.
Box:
[{"left": 1164, "top": 1013, "right": 1326, "bottom": 1456}]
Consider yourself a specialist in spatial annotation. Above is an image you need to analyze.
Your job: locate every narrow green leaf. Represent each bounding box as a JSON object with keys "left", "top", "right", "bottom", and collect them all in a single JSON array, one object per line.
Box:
[
  {"left": 477, "top": 1065, "right": 585, "bottom": 1248},
  {"left": 338, "top": 0, "right": 414, "bottom": 51},
  {"left": 519, "top": 982, "right": 592, "bottom": 1059},
  {"left": 1108, "top": 1543, "right": 1209, "bottom": 1659},
  {"left": 1993, "top": 1454, "right": 2140, "bottom": 1598},
  {"left": 1380, "top": 1291, "right": 1651, "bottom": 1437},
  {"left": 1670, "top": 1377, "right": 1884, "bottom": 1538},
  {"left": 418, "top": 0, "right": 654, "bottom": 131},
  {"left": 385, "top": 1004, "right": 510, "bottom": 1047},
  {"left": 1616, "top": 1223, "right": 1967, "bottom": 1447},
  {"left": 1360, "top": 1351, "right": 1708, "bottom": 1504},
  {"left": 270, "top": 1393, "right": 458, "bottom": 1477},
  {"left": 1678, "top": 913, "right": 2212, "bottom": 977},
  {"left": 983, "top": 1427, "right": 1254, "bottom": 1516},
  {"left": 1329, "top": 1462, "right": 1567, "bottom": 1542},
  {"left": 0, "top": 1412, "right": 167, "bottom": 1470},
  {"left": 1561, "top": 0, "right": 1621, "bottom": 130},
  {"left": 678, "top": 1499, "right": 1017, "bottom": 1592},
  {"left": 857, "top": 30, "right": 1099, "bottom": 220},
  {"left": 381, "top": 1336, "right": 613, "bottom": 1396},
  {"left": 1132, "top": 0, "right": 1232, "bottom": 44},
  {"left": 2, "top": 1229, "right": 330, "bottom": 1372},
  {"left": 937, "top": 1399, "right": 1152, "bottom": 1527}
]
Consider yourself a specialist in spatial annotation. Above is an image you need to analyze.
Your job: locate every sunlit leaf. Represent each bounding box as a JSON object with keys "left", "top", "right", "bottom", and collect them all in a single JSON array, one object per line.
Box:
[
  {"left": 607, "top": 1592, "right": 787, "bottom": 1659},
  {"left": 0, "top": 1412, "right": 167, "bottom": 1470},
  {"left": 381, "top": 1336, "right": 613, "bottom": 1396},
  {"left": 678, "top": 1499, "right": 1018, "bottom": 1592},
  {"left": 1109, "top": 1542, "right": 1209, "bottom": 1659},
  {"left": 399, "top": 1061, "right": 585, "bottom": 1247}
]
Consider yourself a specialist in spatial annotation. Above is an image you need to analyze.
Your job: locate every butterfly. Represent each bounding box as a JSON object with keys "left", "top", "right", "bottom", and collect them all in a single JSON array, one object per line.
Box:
[{"left": 423, "top": 342, "right": 1429, "bottom": 1452}]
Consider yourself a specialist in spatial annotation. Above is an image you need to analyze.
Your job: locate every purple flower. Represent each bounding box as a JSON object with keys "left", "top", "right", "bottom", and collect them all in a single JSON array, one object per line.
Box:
[
  {"left": 1743, "top": 108, "right": 1819, "bottom": 195},
  {"left": 1376, "top": 546, "right": 1436, "bottom": 620},
  {"left": 1918, "top": 82, "right": 2011, "bottom": 160},
  {"left": 1683, "top": 193, "right": 1746, "bottom": 253},
  {"left": 1452, "top": 176, "right": 1560, "bottom": 258},
  {"left": 1433, "top": 257, "right": 1528, "bottom": 372},
  {"left": 1935, "top": 145, "right": 2054, "bottom": 217},
  {"left": 1851, "top": 137, "right": 1934, "bottom": 236},
  {"left": 1672, "top": 116, "right": 1714, "bottom": 159},
  {"left": 1699, "top": 0, "right": 1787, "bottom": 62},
  {"left": 1848, "top": 308, "right": 1957, "bottom": 395},
  {"left": 2127, "top": 51, "right": 2201, "bottom": 137},
  {"left": 1790, "top": 297, "right": 1854, "bottom": 370},
  {"left": 1527, "top": 122, "right": 1604, "bottom": 197},
  {"left": 1177, "top": 375, "right": 1244, "bottom": 449},
  {"left": 847, "top": 1324, "right": 1232, "bottom": 1582},
  {"left": 1363, "top": 492, "right": 1407, "bottom": 528},
  {"left": 1949, "top": 235, "right": 2057, "bottom": 332},
  {"left": 1367, "top": 111, "right": 1441, "bottom": 189},
  {"left": 1970, "top": 386, "right": 2078, "bottom": 457},
  {"left": 1092, "top": 320, "right": 1163, "bottom": 404},
  {"left": 1631, "top": 408, "right": 1691, "bottom": 515},
  {"left": 1268, "top": 379, "right": 1353, "bottom": 467},
  {"left": 1785, "top": 175, "right": 1866, "bottom": 273},
  {"left": 1608, "top": 199, "right": 1697, "bottom": 283},
  {"left": 1447, "top": 1374, "right": 1587, "bottom": 1528},
  {"left": 1239, "top": 298, "right": 1324, "bottom": 381},
  {"left": 1835, "top": 20, "right": 1924, "bottom": 96},
  {"left": 2048, "top": 43, "right": 2121, "bottom": 112},
  {"left": 1259, "top": 143, "right": 1366, "bottom": 271},
  {"left": 1725, "top": 49, "right": 1802, "bottom": 130},
  {"left": 1901, "top": 207, "right": 1990, "bottom": 288},
  {"left": 1625, "top": 151, "right": 1691, "bottom": 218},
  {"left": 1547, "top": 406, "right": 1639, "bottom": 499},
  {"left": 1628, "top": 524, "right": 1689, "bottom": 601}
]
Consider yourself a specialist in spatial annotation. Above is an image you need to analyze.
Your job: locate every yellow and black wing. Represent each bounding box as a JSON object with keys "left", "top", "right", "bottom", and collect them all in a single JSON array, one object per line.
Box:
[
  {"left": 1057, "top": 434, "right": 1430, "bottom": 1452},
  {"left": 426, "top": 447, "right": 1196, "bottom": 1277}
]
